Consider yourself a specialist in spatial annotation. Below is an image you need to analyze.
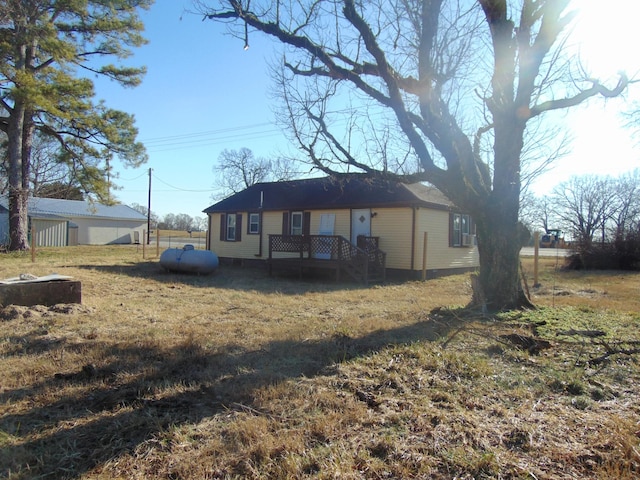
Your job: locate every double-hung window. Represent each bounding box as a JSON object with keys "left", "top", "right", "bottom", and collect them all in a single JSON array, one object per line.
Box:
[
  {"left": 226, "top": 214, "right": 236, "bottom": 241},
  {"left": 452, "top": 214, "right": 462, "bottom": 246},
  {"left": 450, "top": 213, "right": 473, "bottom": 247},
  {"left": 248, "top": 213, "right": 260, "bottom": 234},
  {"left": 220, "top": 213, "right": 242, "bottom": 242},
  {"left": 282, "top": 211, "right": 310, "bottom": 236}
]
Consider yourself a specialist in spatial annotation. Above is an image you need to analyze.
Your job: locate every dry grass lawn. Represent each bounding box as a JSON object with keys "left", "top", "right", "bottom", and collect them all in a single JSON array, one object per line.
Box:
[{"left": 0, "top": 246, "right": 639, "bottom": 479}]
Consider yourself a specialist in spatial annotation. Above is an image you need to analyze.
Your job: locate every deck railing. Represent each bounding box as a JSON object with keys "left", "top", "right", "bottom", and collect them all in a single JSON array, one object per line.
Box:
[{"left": 268, "top": 234, "right": 386, "bottom": 284}]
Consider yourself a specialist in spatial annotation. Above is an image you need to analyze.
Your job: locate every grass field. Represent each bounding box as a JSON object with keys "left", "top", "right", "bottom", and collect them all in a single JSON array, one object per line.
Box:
[{"left": 0, "top": 246, "right": 639, "bottom": 479}]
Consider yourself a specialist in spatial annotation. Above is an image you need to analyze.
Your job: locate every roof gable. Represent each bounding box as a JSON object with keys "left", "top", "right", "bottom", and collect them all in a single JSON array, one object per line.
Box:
[{"left": 204, "top": 175, "right": 453, "bottom": 213}]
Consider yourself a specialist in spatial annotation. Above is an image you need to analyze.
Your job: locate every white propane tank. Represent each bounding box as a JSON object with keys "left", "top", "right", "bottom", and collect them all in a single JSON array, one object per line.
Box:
[{"left": 159, "top": 245, "right": 219, "bottom": 274}]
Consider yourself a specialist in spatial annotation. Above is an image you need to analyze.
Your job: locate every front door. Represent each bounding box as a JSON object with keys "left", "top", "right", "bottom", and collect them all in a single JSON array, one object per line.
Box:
[{"left": 351, "top": 209, "right": 371, "bottom": 245}]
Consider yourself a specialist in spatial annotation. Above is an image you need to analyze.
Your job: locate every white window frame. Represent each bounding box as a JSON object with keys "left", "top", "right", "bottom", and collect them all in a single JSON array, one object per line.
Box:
[
  {"left": 461, "top": 214, "right": 470, "bottom": 236},
  {"left": 452, "top": 213, "right": 472, "bottom": 247},
  {"left": 249, "top": 213, "right": 260, "bottom": 234},
  {"left": 453, "top": 213, "right": 462, "bottom": 247},
  {"left": 226, "top": 214, "right": 236, "bottom": 241}
]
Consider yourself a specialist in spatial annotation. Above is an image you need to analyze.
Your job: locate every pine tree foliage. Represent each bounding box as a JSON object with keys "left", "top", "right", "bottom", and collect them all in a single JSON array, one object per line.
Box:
[{"left": 0, "top": 0, "right": 153, "bottom": 250}]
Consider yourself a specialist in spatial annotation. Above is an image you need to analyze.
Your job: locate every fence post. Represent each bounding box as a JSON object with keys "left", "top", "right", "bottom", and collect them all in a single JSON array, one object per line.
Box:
[
  {"left": 31, "top": 223, "right": 36, "bottom": 263},
  {"left": 533, "top": 231, "right": 540, "bottom": 287}
]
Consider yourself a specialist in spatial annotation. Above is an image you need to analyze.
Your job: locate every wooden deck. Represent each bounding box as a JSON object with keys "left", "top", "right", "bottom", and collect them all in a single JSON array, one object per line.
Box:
[{"left": 267, "top": 235, "right": 386, "bottom": 285}]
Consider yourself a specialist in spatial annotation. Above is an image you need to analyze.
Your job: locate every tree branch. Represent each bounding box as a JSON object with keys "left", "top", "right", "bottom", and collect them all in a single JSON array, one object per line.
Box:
[
  {"left": 342, "top": 0, "right": 436, "bottom": 172},
  {"left": 530, "top": 75, "right": 628, "bottom": 118}
]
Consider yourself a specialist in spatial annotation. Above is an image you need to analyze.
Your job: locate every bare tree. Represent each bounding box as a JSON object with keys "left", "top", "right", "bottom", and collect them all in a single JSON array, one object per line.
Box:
[
  {"left": 131, "top": 203, "right": 160, "bottom": 227},
  {"left": 552, "top": 175, "right": 615, "bottom": 247},
  {"left": 1, "top": 132, "right": 96, "bottom": 199},
  {"left": 520, "top": 192, "right": 559, "bottom": 235},
  {"left": 158, "top": 213, "right": 176, "bottom": 230},
  {"left": 608, "top": 169, "right": 640, "bottom": 239},
  {"left": 214, "top": 148, "right": 272, "bottom": 195},
  {"left": 174, "top": 214, "right": 195, "bottom": 231},
  {"left": 201, "top": 0, "right": 627, "bottom": 309},
  {"left": 193, "top": 216, "right": 208, "bottom": 231},
  {"left": 214, "top": 147, "right": 298, "bottom": 199}
]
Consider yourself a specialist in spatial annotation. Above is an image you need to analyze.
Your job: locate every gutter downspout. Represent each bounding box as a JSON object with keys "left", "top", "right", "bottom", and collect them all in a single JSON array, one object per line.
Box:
[
  {"left": 257, "top": 190, "right": 264, "bottom": 257},
  {"left": 256, "top": 211, "right": 263, "bottom": 257}
]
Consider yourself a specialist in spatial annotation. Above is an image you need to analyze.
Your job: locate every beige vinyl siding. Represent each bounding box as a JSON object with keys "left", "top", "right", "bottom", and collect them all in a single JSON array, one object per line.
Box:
[
  {"left": 230, "top": 222, "right": 260, "bottom": 258},
  {"left": 371, "top": 208, "right": 414, "bottom": 270},
  {"left": 261, "top": 211, "right": 284, "bottom": 237},
  {"left": 208, "top": 213, "right": 220, "bottom": 253},
  {"left": 413, "top": 207, "right": 479, "bottom": 271},
  {"left": 210, "top": 212, "right": 261, "bottom": 259}
]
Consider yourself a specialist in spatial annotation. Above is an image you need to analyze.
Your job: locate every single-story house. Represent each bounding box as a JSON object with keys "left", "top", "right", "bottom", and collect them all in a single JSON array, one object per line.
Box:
[
  {"left": 203, "top": 175, "right": 479, "bottom": 282},
  {"left": 0, "top": 196, "right": 147, "bottom": 247}
]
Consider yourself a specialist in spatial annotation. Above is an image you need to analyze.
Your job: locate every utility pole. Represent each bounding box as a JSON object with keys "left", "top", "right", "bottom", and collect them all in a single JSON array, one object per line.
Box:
[{"left": 147, "top": 168, "right": 152, "bottom": 244}]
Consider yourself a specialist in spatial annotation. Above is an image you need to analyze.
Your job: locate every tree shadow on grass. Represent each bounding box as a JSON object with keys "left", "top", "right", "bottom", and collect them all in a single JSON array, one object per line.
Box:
[
  {"left": 75, "top": 262, "right": 382, "bottom": 294},
  {"left": 0, "top": 314, "right": 461, "bottom": 479}
]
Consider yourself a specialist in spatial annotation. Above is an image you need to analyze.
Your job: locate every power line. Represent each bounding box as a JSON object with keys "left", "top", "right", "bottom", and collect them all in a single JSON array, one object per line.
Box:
[
  {"left": 114, "top": 173, "right": 212, "bottom": 193},
  {"left": 116, "top": 171, "right": 148, "bottom": 182},
  {"left": 142, "top": 122, "right": 274, "bottom": 144},
  {"left": 144, "top": 129, "right": 285, "bottom": 153},
  {"left": 141, "top": 122, "right": 285, "bottom": 153},
  {"left": 138, "top": 107, "right": 386, "bottom": 153},
  {"left": 152, "top": 172, "right": 212, "bottom": 193}
]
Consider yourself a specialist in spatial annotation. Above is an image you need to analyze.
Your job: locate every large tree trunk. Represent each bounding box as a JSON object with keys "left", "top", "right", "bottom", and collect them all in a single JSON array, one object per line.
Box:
[
  {"left": 8, "top": 189, "right": 29, "bottom": 252},
  {"left": 475, "top": 214, "right": 531, "bottom": 311},
  {"left": 471, "top": 113, "right": 531, "bottom": 310},
  {"left": 8, "top": 101, "right": 29, "bottom": 252}
]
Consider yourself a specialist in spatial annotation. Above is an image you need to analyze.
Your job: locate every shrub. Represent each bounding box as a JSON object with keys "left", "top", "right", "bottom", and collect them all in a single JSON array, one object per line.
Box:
[{"left": 564, "top": 231, "right": 640, "bottom": 271}]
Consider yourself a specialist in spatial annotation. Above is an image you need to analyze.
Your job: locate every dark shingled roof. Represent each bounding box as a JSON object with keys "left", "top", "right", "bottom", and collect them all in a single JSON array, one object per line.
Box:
[{"left": 203, "top": 175, "right": 453, "bottom": 213}]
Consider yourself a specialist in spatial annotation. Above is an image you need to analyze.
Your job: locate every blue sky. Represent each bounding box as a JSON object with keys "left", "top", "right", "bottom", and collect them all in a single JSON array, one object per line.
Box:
[
  {"left": 96, "top": 1, "right": 640, "bottom": 220},
  {"left": 94, "top": 1, "right": 291, "bottom": 220}
]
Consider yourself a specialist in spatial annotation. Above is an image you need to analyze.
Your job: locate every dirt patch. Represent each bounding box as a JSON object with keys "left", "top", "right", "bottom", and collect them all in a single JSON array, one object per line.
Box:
[
  {"left": 533, "top": 285, "right": 605, "bottom": 299},
  {"left": 0, "top": 303, "right": 95, "bottom": 321}
]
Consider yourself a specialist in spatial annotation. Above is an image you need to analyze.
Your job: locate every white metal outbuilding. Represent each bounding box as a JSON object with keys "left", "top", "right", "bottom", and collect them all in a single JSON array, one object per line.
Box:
[{"left": 1, "top": 197, "right": 146, "bottom": 246}]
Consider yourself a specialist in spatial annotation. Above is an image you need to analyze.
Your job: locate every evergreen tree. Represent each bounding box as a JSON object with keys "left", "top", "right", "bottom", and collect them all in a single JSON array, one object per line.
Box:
[{"left": 0, "top": 0, "right": 153, "bottom": 250}]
